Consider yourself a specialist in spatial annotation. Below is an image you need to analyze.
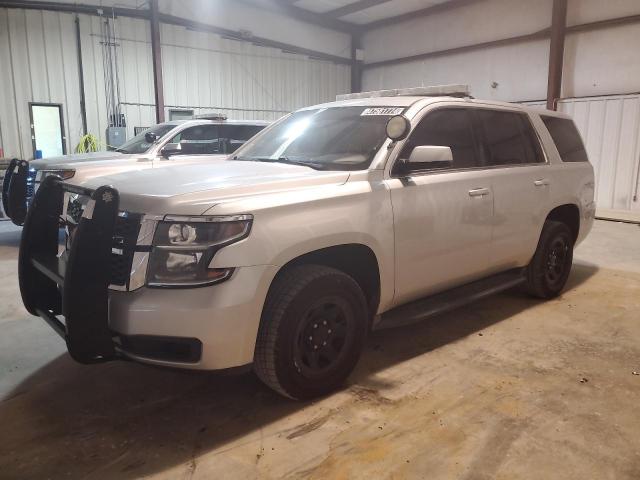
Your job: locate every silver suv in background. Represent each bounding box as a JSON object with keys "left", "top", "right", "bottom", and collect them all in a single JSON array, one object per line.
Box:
[
  {"left": 17, "top": 85, "right": 595, "bottom": 399},
  {"left": 3, "top": 116, "right": 269, "bottom": 225}
]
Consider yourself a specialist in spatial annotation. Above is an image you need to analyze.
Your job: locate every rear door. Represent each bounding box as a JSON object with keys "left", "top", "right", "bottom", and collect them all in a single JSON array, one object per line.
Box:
[
  {"left": 473, "top": 108, "right": 550, "bottom": 270},
  {"left": 387, "top": 107, "right": 494, "bottom": 306}
]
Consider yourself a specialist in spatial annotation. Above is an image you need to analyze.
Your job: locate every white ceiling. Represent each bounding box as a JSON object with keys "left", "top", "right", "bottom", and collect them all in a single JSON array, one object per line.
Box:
[{"left": 292, "top": 0, "right": 452, "bottom": 25}]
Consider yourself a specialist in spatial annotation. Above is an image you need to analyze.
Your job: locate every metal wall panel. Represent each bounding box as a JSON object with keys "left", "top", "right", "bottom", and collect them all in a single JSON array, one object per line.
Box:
[
  {"left": 525, "top": 94, "right": 640, "bottom": 214},
  {"left": 558, "top": 95, "right": 640, "bottom": 213},
  {"left": 159, "top": 23, "right": 350, "bottom": 122},
  {"left": 0, "top": 7, "right": 350, "bottom": 158}
]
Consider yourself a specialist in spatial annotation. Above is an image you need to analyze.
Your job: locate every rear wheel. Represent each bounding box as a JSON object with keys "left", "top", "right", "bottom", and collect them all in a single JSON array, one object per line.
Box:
[
  {"left": 525, "top": 220, "right": 574, "bottom": 299},
  {"left": 254, "top": 265, "right": 368, "bottom": 399}
]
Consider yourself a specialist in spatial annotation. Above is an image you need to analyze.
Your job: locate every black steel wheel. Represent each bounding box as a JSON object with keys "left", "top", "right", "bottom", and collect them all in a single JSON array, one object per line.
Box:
[
  {"left": 293, "top": 297, "right": 354, "bottom": 378},
  {"left": 526, "top": 220, "right": 574, "bottom": 299},
  {"left": 254, "top": 265, "right": 368, "bottom": 399}
]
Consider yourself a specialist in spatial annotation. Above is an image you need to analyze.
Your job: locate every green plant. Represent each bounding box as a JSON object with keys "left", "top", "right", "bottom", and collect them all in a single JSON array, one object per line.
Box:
[{"left": 75, "top": 133, "right": 101, "bottom": 153}]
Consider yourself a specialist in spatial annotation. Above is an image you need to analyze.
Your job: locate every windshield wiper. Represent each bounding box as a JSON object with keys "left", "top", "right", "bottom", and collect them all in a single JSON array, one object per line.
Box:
[{"left": 233, "top": 156, "right": 325, "bottom": 170}]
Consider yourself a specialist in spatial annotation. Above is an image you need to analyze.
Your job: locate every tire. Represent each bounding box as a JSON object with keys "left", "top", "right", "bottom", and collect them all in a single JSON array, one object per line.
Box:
[
  {"left": 254, "top": 264, "right": 368, "bottom": 400},
  {"left": 525, "top": 220, "right": 574, "bottom": 299}
]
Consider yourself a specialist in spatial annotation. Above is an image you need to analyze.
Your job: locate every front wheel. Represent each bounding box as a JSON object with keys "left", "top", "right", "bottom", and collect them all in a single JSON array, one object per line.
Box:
[
  {"left": 254, "top": 265, "right": 368, "bottom": 400},
  {"left": 525, "top": 220, "right": 574, "bottom": 299}
]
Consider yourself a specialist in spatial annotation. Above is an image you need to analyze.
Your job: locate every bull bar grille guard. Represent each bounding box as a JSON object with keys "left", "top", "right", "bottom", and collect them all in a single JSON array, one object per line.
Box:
[{"left": 18, "top": 175, "right": 140, "bottom": 363}]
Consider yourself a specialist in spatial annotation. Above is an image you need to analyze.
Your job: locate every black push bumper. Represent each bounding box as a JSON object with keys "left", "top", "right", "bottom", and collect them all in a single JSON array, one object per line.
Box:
[
  {"left": 19, "top": 175, "right": 121, "bottom": 363},
  {"left": 2, "top": 158, "right": 31, "bottom": 226}
]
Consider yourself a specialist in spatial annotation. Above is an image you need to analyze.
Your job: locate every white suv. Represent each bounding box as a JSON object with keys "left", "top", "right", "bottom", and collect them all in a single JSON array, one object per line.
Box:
[
  {"left": 18, "top": 86, "right": 595, "bottom": 399},
  {"left": 2, "top": 116, "right": 268, "bottom": 225}
]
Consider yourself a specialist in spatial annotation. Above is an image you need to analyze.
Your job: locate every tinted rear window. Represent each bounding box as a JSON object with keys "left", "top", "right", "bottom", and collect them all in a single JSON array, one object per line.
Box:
[
  {"left": 476, "top": 110, "right": 544, "bottom": 166},
  {"left": 541, "top": 116, "right": 589, "bottom": 162}
]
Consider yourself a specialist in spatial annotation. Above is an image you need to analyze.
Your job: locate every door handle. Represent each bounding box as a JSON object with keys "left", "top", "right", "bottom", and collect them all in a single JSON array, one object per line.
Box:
[
  {"left": 468, "top": 187, "right": 490, "bottom": 197},
  {"left": 534, "top": 178, "right": 550, "bottom": 186}
]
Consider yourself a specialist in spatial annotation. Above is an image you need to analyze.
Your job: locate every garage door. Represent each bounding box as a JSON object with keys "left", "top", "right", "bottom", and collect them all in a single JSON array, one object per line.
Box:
[{"left": 526, "top": 94, "right": 640, "bottom": 222}]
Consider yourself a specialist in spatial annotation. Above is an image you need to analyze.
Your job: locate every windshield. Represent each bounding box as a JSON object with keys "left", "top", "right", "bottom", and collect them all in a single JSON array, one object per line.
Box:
[
  {"left": 233, "top": 106, "right": 402, "bottom": 170},
  {"left": 114, "top": 124, "right": 175, "bottom": 154}
]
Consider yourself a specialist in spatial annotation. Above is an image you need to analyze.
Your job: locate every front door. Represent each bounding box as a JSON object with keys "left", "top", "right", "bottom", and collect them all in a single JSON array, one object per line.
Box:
[{"left": 386, "top": 107, "right": 494, "bottom": 306}]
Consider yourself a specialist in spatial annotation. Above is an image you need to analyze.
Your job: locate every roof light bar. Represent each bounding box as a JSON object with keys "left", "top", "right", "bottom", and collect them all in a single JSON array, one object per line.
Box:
[
  {"left": 194, "top": 113, "right": 228, "bottom": 121},
  {"left": 336, "top": 84, "right": 471, "bottom": 101}
]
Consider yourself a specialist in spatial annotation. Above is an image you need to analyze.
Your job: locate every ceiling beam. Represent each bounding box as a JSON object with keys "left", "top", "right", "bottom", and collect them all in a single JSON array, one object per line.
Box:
[
  {"left": 325, "top": 0, "right": 391, "bottom": 18},
  {"left": 239, "top": 0, "right": 358, "bottom": 33},
  {"left": 0, "top": 0, "right": 149, "bottom": 19},
  {"left": 362, "top": 13, "right": 640, "bottom": 69},
  {"left": 158, "top": 12, "right": 353, "bottom": 64},
  {"left": 0, "top": 0, "right": 353, "bottom": 65},
  {"left": 362, "top": 0, "right": 485, "bottom": 30}
]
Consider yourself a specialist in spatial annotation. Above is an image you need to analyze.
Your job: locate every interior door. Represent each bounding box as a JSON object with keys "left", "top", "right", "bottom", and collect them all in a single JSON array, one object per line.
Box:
[
  {"left": 30, "top": 103, "right": 66, "bottom": 158},
  {"left": 387, "top": 107, "right": 494, "bottom": 306}
]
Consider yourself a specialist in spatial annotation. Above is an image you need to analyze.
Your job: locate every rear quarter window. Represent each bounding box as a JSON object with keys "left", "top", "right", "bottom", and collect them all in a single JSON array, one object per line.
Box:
[{"left": 541, "top": 116, "right": 589, "bottom": 163}]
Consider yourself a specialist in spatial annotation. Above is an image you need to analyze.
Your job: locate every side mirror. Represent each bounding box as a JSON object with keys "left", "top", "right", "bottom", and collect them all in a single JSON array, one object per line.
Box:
[
  {"left": 161, "top": 142, "right": 181, "bottom": 158},
  {"left": 404, "top": 145, "right": 453, "bottom": 170}
]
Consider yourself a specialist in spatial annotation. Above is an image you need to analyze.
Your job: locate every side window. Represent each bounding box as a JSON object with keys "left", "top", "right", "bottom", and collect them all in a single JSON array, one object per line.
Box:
[
  {"left": 541, "top": 115, "right": 589, "bottom": 162},
  {"left": 476, "top": 110, "right": 542, "bottom": 166},
  {"left": 395, "top": 108, "right": 479, "bottom": 173},
  {"left": 519, "top": 115, "right": 545, "bottom": 164},
  {"left": 219, "top": 125, "right": 264, "bottom": 153},
  {"left": 168, "top": 125, "right": 221, "bottom": 155}
]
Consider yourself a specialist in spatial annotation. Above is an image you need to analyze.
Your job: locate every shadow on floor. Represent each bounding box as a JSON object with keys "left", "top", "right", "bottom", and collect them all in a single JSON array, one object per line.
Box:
[
  {"left": 0, "top": 222, "right": 21, "bottom": 248},
  {"left": 0, "top": 263, "right": 598, "bottom": 479}
]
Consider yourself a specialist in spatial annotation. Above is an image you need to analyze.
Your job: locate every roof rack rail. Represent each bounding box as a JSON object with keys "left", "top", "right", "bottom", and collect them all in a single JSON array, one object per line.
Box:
[{"left": 336, "top": 84, "right": 471, "bottom": 101}]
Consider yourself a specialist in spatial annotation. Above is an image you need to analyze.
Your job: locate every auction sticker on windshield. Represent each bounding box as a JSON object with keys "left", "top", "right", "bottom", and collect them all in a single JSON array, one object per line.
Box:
[{"left": 360, "top": 107, "right": 404, "bottom": 116}]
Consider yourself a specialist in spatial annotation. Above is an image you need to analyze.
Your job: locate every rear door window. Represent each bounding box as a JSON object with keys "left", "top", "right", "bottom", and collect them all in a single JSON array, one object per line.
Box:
[
  {"left": 541, "top": 116, "right": 589, "bottom": 162},
  {"left": 476, "top": 110, "right": 544, "bottom": 166},
  {"left": 219, "top": 125, "right": 264, "bottom": 153}
]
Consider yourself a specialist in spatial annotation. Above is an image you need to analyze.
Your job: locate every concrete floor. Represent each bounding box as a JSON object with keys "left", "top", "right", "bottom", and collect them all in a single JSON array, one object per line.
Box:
[{"left": 1, "top": 219, "right": 639, "bottom": 479}]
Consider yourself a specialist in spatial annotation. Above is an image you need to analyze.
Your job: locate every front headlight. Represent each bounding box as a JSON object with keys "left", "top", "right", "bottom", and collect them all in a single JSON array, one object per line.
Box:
[{"left": 146, "top": 214, "right": 252, "bottom": 288}]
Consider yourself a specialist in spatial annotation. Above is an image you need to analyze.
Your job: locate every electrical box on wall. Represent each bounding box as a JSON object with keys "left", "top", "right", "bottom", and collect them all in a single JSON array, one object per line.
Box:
[{"left": 106, "top": 127, "right": 127, "bottom": 148}]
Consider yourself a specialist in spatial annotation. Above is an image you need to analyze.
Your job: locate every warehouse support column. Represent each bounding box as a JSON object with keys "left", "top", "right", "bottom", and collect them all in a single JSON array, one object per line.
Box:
[
  {"left": 150, "top": 0, "right": 165, "bottom": 123},
  {"left": 546, "top": 0, "right": 567, "bottom": 110},
  {"left": 351, "top": 33, "right": 363, "bottom": 93}
]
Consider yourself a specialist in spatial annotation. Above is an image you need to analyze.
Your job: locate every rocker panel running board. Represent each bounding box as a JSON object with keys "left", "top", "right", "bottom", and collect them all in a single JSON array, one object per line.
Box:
[{"left": 374, "top": 269, "right": 526, "bottom": 331}]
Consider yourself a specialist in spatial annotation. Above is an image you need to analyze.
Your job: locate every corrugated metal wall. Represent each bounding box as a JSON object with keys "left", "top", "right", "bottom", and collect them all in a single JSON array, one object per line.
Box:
[
  {"left": 526, "top": 94, "right": 640, "bottom": 214},
  {"left": 0, "top": 8, "right": 83, "bottom": 159},
  {"left": 0, "top": 7, "right": 350, "bottom": 159},
  {"left": 159, "top": 23, "right": 350, "bottom": 123},
  {"left": 560, "top": 95, "right": 640, "bottom": 213}
]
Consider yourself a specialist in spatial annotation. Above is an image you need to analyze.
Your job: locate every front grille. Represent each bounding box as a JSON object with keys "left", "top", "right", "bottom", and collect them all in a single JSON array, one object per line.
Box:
[
  {"left": 66, "top": 196, "right": 142, "bottom": 287},
  {"left": 111, "top": 214, "right": 142, "bottom": 286},
  {"left": 25, "top": 170, "right": 37, "bottom": 205}
]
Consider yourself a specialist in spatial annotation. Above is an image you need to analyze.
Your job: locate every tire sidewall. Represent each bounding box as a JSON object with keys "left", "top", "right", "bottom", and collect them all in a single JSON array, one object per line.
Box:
[
  {"left": 273, "top": 271, "right": 367, "bottom": 399},
  {"left": 531, "top": 222, "right": 574, "bottom": 298}
]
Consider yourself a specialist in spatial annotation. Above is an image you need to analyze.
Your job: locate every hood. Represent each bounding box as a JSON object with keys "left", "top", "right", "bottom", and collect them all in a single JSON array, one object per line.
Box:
[
  {"left": 75, "top": 160, "right": 350, "bottom": 215},
  {"left": 30, "top": 151, "right": 132, "bottom": 169}
]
